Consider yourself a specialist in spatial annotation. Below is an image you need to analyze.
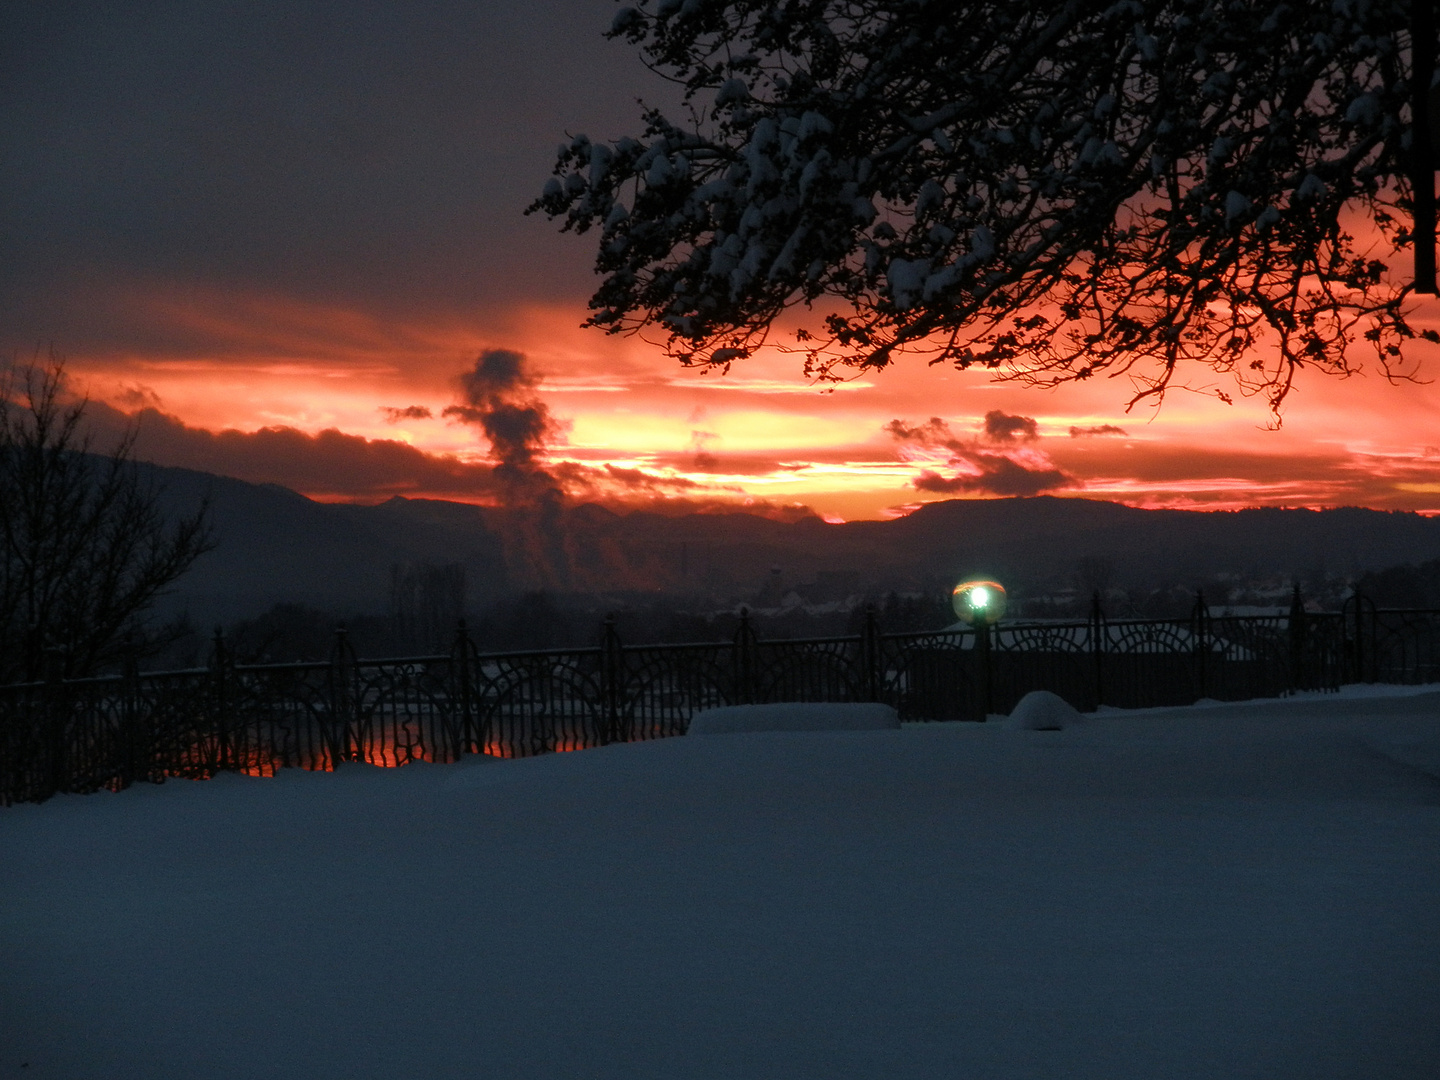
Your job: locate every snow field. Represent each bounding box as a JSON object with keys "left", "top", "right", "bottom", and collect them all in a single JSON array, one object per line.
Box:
[
  {"left": 688, "top": 701, "right": 900, "bottom": 733},
  {"left": 1, "top": 690, "right": 1437, "bottom": 1079}
]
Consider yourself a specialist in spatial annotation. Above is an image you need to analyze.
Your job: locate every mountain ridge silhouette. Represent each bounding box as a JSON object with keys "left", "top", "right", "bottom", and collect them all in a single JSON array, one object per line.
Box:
[{"left": 138, "top": 462, "right": 1440, "bottom": 623}]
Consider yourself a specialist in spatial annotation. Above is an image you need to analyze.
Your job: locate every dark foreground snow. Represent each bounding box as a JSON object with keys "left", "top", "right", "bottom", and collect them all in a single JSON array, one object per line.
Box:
[{"left": 2, "top": 691, "right": 1438, "bottom": 1079}]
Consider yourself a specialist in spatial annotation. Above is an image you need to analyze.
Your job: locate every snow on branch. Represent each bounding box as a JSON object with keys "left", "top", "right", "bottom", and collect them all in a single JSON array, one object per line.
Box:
[{"left": 529, "top": 0, "right": 1433, "bottom": 415}]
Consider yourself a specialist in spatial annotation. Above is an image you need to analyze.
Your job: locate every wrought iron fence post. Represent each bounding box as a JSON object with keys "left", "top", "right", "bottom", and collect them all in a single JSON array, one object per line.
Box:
[
  {"left": 208, "top": 627, "right": 232, "bottom": 774},
  {"left": 733, "top": 607, "right": 757, "bottom": 704},
  {"left": 1193, "top": 590, "right": 1210, "bottom": 700},
  {"left": 119, "top": 633, "right": 144, "bottom": 786},
  {"left": 1287, "top": 584, "right": 1308, "bottom": 692},
  {"left": 1347, "top": 593, "right": 1359, "bottom": 685},
  {"left": 1347, "top": 591, "right": 1378, "bottom": 684},
  {"left": 451, "top": 619, "right": 478, "bottom": 757},
  {"left": 976, "top": 621, "right": 993, "bottom": 719},
  {"left": 1090, "top": 591, "right": 1106, "bottom": 709},
  {"left": 600, "top": 614, "right": 625, "bottom": 744},
  {"left": 43, "top": 646, "right": 67, "bottom": 800},
  {"left": 1364, "top": 593, "right": 1378, "bottom": 683},
  {"left": 861, "top": 604, "right": 881, "bottom": 702},
  {"left": 1342, "top": 591, "right": 1367, "bottom": 684},
  {"left": 328, "top": 625, "right": 358, "bottom": 763}
]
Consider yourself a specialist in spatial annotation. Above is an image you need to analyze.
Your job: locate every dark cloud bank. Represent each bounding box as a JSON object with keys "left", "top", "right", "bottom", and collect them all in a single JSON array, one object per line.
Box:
[
  {"left": 0, "top": 0, "right": 677, "bottom": 353},
  {"left": 887, "top": 412, "right": 1076, "bottom": 498}
]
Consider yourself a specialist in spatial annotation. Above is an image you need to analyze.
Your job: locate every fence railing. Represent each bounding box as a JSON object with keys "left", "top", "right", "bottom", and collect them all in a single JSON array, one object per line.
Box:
[{"left": 3, "top": 593, "right": 1439, "bottom": 805}]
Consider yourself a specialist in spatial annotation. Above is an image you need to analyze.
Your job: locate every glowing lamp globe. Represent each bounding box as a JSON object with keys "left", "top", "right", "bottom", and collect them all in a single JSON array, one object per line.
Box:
[{"left": 952, "top": 579, "right": 1007, "bottom": 626}]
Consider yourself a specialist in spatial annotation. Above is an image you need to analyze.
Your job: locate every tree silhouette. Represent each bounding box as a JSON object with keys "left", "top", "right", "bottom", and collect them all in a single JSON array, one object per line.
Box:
[
  {"left": 0, "top": 356, "right": 213, "bottom": 682},
  {"left": 532, "top": 0, "right": 1436, "bottom": 415}
]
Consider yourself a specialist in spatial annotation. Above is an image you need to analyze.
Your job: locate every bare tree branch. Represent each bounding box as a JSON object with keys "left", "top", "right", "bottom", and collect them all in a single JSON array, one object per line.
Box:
[{"left": 0, "top": 353, "right": 214, "bottom": 682}]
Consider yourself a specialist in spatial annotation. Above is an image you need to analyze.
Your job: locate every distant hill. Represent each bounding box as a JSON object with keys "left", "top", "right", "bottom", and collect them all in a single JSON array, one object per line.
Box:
[{"left": 140, "top": 463, "right": 1440, "bottom": 625}]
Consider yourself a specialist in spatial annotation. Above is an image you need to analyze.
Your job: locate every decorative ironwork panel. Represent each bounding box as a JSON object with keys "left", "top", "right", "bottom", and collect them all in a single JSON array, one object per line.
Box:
[
  {"left": 472, "top": 649, "right": 607, "bottom": 757},
  {"left": 2, "top": 605, "right": 1436, "bottom": 806},
  {"left": 988, "top": 622, "right": 1096, "bottom": 714},
  {"left": 1098, "top": 619, "right": 1199, "bottom": 709},
  {"left": 753, "top": 637, "right": 867, "bottom": 704},
  {"left": 229, "top": 663, "right": 337, "bottom": 774},
  {"left": 1203, "top": 616, "right": 1292, "bottom": 702},
  {"left": 877, "top": 630, "right": 980, "bottom": 721},
  {"left": 616, "top": 641, "right": 735, "bottom": 740},
  {"left": 134, "top": 670, "right": 217, "bottom": 779},
  {"left": 353, "top": 659, "right": 463, "bottom": 767},
  {"left": 1368, "top": 609, "right": 1440, "bottom": 685}
]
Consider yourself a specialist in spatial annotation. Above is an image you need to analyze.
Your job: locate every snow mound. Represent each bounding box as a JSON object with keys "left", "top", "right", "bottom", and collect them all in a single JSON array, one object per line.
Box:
[
  {"left": 1006, "top": 690, "right": 1084, "bottom": 731},
  {"left": 688, "top": 702, "right": 899, "bottom": 734}
]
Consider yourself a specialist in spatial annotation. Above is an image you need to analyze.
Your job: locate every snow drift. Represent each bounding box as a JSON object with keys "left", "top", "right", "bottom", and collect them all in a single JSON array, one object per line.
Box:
[
  {"left": 1004, "top": 689, "right": 1085, "bottom": 730},
  {"left": 687, "top": 701, "right": 900, "bottom": 733},
  {"left": 1, "top": 690, "right": 1437, "bottom": 1080}
]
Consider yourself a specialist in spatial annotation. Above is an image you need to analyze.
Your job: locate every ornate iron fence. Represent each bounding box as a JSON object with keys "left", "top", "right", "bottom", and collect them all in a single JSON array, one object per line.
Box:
[{"left": 2, "top": 594, "right": 1435, "bottom": 805}]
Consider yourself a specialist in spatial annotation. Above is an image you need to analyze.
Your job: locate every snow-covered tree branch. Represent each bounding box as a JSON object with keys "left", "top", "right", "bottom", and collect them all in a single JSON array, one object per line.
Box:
[{"left": 530, "top": 0, "right": 1437, "bottom": 414}]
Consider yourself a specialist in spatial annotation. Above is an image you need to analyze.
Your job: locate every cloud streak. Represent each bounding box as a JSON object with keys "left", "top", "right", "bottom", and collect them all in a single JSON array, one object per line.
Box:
[{"left": 381, "top": 405, "right": 433, "bottom": 422}]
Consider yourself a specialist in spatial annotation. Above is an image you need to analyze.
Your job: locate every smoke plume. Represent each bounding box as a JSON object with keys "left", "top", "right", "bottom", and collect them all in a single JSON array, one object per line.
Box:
[{"left": 443, "top": 349, "right": 561, "bottom": 503}]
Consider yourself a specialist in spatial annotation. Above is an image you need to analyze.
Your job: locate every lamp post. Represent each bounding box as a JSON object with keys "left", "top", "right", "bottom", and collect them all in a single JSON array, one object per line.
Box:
[
  {"left": 952, "top": 580, "right": 1005, "bottom": 718},
  {"left": 952, "top": 579, "right": 1007, "bottom": 627}
]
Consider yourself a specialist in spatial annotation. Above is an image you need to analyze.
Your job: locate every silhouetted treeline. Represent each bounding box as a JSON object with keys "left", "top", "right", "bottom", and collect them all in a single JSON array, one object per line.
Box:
[
  {"left": 114, "top": 562, "right": 1404, "bottom": 671},
  {"left": 145, "top": 589, "right": 964, "bottom": 666}
]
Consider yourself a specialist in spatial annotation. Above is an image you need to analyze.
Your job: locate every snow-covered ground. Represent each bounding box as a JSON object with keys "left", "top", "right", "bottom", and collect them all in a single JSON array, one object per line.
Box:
[{"left": 3, "top": 689, "right": 1438, "bottom": 1079}]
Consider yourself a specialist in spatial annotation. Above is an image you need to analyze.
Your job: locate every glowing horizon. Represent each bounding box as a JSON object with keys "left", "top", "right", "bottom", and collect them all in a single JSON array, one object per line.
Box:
[{"left": 48, "top": 286, "right": 1440, "bottom": 521}]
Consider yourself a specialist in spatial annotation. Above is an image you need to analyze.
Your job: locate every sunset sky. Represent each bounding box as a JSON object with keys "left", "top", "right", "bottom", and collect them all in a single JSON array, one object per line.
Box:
[{"left": 5, "top": 0, "right": 1440, "bottom": 520}]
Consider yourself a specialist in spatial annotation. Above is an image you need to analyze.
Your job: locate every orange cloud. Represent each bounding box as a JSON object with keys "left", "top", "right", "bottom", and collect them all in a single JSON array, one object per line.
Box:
[{"left": 40, "top": 283, "right": 1440, "bottom": 520}]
